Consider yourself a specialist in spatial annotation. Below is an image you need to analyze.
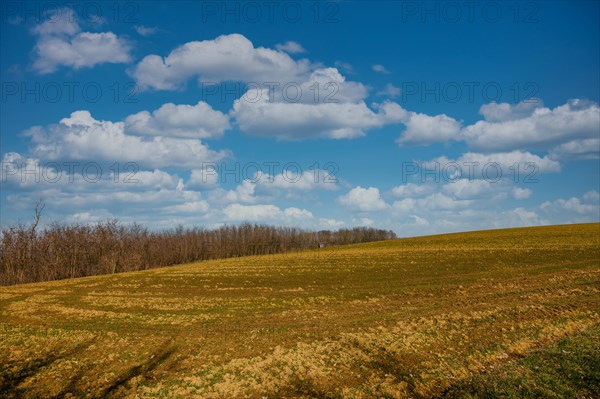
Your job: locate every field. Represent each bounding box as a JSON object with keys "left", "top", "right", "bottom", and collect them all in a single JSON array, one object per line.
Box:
[{"left": 1, "top": 223, "right": 599, "bottom": 399}]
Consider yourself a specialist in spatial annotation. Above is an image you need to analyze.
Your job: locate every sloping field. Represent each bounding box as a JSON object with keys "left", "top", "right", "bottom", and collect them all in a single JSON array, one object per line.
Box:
[{"left": 1, "top": 223, "right": 599, "bottom": 398}]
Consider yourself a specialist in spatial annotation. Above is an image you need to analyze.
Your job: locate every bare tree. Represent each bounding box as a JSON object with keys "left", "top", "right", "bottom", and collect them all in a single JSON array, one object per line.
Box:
[{"left": 30, "top": 199, "right": 45, "bottom": 241}]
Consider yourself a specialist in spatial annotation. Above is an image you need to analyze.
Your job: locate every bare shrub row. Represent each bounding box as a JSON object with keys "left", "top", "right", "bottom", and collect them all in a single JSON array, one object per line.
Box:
[{"left": 0, "top": 213, "right": 396, "bottom": 286}]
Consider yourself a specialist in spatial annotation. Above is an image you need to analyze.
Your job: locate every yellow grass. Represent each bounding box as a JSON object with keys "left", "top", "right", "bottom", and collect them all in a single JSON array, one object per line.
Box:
[{"left": 1, "top": 223, "right": 599, "bottom": 398}]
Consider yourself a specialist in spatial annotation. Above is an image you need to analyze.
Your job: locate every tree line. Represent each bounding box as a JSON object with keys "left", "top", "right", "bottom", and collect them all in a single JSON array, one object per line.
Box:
[{"left": 0, "top": 206, "right": 396, "bottom": 286}]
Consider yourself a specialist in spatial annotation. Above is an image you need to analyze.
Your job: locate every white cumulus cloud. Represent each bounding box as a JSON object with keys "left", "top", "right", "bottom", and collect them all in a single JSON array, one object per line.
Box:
[
  {"left": 231, "top": 68, "right": 398, "bottom": 139},
  {"left": 463, "top": 99, "right": 600, "bottom": 151},
  {"left": 339, "top": 186, "right": 388, "bottom": 212},
  {"left": 23, "top": 111, "right": 228, "bottom": 169},
  {"left": 132, "top": 33, "right": 312, "bottom": 90},
  {"left": 275, "top": 41, "right": 306, "bottom": 54},
  {"left": 31, "top": 8, "right": 131, "bottom": 74},
  {"left": 125, "top": 101, "right": 230, "bottom": 139}
]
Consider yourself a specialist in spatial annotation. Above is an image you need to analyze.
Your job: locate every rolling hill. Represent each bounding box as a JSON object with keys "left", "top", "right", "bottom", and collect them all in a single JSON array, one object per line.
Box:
[{"left": 1, "top": 223, "right": 599, "bottom": 398}]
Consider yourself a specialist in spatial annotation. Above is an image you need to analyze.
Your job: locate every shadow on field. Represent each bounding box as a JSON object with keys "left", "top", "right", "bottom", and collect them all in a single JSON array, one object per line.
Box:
[
  {"left": 0, "top": 340, "right": 93, "bottom": 399},
  {"left": 98, "top": 341, "right": 178, "bottom": 399},
  {"left": 1, "top": 340, "right": 177, "bottom": 399},
  {"left": 48, "top": 369, "right": 87, "bottom": 399}
]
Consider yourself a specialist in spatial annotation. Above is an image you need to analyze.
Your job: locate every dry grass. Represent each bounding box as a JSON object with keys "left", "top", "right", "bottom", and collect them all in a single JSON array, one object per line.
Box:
[{"left": 1, "top": 223, "right": 599, "bottom": 398}]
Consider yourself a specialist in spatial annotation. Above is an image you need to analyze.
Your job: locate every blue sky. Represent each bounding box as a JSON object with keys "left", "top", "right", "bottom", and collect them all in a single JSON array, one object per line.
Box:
[{"left": 1, "top": 0, "right": 599, "bottom": 236}]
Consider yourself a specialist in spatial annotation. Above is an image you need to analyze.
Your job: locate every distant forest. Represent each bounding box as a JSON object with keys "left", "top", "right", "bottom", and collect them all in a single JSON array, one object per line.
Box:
[{"left": 0, "top": 203, "right": 396, "bottom": 285}]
